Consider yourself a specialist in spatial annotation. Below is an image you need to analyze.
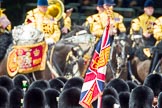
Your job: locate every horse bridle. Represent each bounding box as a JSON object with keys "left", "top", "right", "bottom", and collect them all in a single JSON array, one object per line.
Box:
[{"left": 64, "top": 46, "right": 83, "bottom": 78}]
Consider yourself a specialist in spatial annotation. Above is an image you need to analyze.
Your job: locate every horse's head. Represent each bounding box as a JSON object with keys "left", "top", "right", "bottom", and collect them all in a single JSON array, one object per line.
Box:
[{"left": 12, "top": 25, "right": 44, "bottom": 45}]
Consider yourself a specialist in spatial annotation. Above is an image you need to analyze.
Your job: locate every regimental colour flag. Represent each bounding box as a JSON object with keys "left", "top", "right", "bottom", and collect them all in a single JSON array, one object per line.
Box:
[{"left": 79, "top": 19, "right": 111, "bottom": 108}]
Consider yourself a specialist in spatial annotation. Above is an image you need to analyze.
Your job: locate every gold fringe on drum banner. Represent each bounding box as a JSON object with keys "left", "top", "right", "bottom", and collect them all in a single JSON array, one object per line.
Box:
[{"left": 7, "top": 41, "right": 48, "bottom": 77}]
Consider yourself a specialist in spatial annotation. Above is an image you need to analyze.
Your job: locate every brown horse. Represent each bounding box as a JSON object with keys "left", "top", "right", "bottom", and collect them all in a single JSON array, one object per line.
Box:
[
  {"left": 104, "top": 34, "right": 133, "bottom": 83},
  {"left": 104, "top": 34, "right": 150, "bottom": 84},
  {"left": 128, "top": 34, "right": 154, "bottom": 84},
  {"left": 0, "top": 25, "right": 94, "bottom": 82},
  {"left": 0, "top": 31, "right": 53, "bottom": 81}
]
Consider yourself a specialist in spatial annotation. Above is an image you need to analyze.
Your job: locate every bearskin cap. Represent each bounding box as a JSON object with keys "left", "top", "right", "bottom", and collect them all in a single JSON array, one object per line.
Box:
[
  {"left": 13, "top": 74, "right": 30, "bottom": 90},
  {"left": 103, "top": 87, "right": 119, "bottom": 100},
  {"left": 28, "top": 79, "right": 50, "bottom": 91},
  {"left": 62, "top": 77, "right": 84, "bottom": 91},
  {"left": 24, "top": 88, "right": 45, "bottom": 108},
  {"left": 8, "top": 87, "right": 24, "bottom": 108},
  {"left": 44, "top": 88, "right": 60, "bottom": 108},
  {"left": 102, "top": 95, "right": 119, "bottom": 108},
  {"left": 143, "top": 73, "right": 162, "bottom": 96},
  {"left": 126, "top": 81, "right": 138, "bottom": 92},
  {"left": 56, "top": 76, "right": 68, "bottom": 84},
  {"left": 0, "top": 75, "right": 14, "bottom": 92},
  {"left": 0, "top": 87, "right": 8, "bottom": 108},
  {"left": 58, "top": 87, "right": 83, "bottom": 108},
  {"left": 119, "top": 91, "right": 130, "bottom": 108},
  {"left": 49, "top": 78, "right": 64, "bottom": 92},
  {"left": 129, "top": 85, "right": 154, "bottom": 108},
  {"left": 105, "top": 78, "right": 130, "bottom": 93}
]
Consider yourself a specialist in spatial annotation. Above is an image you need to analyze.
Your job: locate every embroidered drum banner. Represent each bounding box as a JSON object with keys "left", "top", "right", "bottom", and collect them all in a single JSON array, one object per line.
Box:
[{"left": 7, "top": 41, "right": 47, "bottom": 77}]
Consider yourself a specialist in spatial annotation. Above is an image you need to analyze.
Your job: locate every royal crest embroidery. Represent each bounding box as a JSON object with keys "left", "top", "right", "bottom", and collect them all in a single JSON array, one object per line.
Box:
[{"left": 7, "top": 41, "right": 47, "bottom": 77}]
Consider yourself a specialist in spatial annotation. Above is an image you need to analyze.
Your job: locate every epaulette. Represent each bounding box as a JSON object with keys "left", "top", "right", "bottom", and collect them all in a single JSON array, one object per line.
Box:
[
  {"left": 86, "top": 15, "right": 94, "bottom": 23},
  {"left": 0, "top": 9, "right": 5, "bottom": 16},
  {"left": 113, "top": 12, "right": 123, "bottom": 23},
  {"left": 86, "top": 13, "right": 100, "bottom": 23},
  {"left": 131, "top": 18, "right": 139, "bottom": 23},
  {"left": 158, "top": 16, "right": 162, "bottom": 23}
]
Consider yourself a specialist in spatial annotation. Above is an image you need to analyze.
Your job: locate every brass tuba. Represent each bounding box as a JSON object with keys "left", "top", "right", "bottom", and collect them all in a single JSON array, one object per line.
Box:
[{"left": 47, "top": 0, "right": 64, "bottom": 21}]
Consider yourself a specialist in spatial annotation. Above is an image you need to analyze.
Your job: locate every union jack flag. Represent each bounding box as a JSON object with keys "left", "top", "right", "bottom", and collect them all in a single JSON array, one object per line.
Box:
[{"left": 79, "top": 19, "right": 111, "bottom": 108}]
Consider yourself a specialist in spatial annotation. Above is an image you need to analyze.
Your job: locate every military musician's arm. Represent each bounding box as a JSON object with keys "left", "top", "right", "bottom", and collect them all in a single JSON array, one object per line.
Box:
[
  {"left": 154, "top": 17, "right": 162, "bottom": 41},
  {"left": 51, "top": 21, "right": 61, "bottom": 43},
  {"left": 130, "top": 18, "right": 140, "bottom": 35},
  {"left": 118, "top": 15, "right": 126, "bottom": 34},
  {"left": 61, "top": 13, "right": 71, "bottom": 33}
]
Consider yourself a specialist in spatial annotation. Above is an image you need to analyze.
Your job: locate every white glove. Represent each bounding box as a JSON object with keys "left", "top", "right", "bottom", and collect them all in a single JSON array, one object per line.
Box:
[{"left": 45, "top": 38, "right": 54, "bottom": 45}]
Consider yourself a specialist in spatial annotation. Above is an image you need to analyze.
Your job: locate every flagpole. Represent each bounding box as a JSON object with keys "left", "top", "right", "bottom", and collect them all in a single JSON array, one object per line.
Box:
[{"left": 97, "top": 94, "right": 102, "bottom": 108}]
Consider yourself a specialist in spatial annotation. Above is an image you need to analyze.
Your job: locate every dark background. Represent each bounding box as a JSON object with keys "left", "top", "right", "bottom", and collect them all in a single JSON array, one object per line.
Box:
[{"left": 2, "top": 0, "right": 162, "bottom": 29}]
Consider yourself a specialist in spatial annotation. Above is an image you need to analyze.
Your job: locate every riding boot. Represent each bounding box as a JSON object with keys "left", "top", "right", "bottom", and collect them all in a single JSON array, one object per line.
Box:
[{"left": 149, "top": 51, "right": 159, "bottom": 73}]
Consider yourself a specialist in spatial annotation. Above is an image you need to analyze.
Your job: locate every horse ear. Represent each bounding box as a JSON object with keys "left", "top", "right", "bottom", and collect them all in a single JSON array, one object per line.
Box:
[
  {"left": 85, "top": 24, "right": 91, "bottom": 34},
  {"left": 82, "top": 47, "right": 90, "bottom": 56},
  {"left": 82, "top": 22, "right": 91, "bottom": 34}
]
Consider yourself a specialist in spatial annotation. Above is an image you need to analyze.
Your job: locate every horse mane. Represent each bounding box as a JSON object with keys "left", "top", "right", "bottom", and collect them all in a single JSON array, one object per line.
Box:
[
  {"left": 0, "top": 32, "right": 13, "bottom": 61},
  {"left": 62, "top": 24, "right": 91, "bottom": 39}
]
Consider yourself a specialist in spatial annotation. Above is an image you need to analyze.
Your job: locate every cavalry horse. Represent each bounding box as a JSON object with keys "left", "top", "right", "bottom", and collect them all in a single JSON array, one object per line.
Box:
[
  {"left": 128, "top": 34, "right": 154, "bottom": 84},
  {"left": 0, "top": 25, "right": 53, "bottom": 81},
  {"left": 0, "top": 24, "right": 96, "bottom": 81},
  {"left": 104, "top": 33, "right": 148, "bottom": 84},
  {"left": 61, "top": 24, "right": 96, "bottom": 77},
  {"left": 104, "top": 33, "right": 134, "bottom": 83}
]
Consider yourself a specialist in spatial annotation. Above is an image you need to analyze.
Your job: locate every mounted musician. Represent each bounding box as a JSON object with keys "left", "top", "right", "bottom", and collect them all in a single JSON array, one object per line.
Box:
[
  {"left": 129, "top": 0, "right": 156, "bottom": 60},
  {"left": 0, "top": 0, "right": 11, "bottom": 33},
  {"left": 24, "top": 0, "right": 61, "bottom": 45},
  {"left": 83, "top": 0, "right": 104, "bottom": 41},
  {"left": 84, "top": 0, "right": 126, "bottom": 44},
  {"left": 149, "top": 15, "right": 162, "bottom": 73},
  {"left": 7, "top": 0, "right": 63, "bottom": 78},
  {"left": 47, "top": 0, "right": 73, "bottom": 35}
]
